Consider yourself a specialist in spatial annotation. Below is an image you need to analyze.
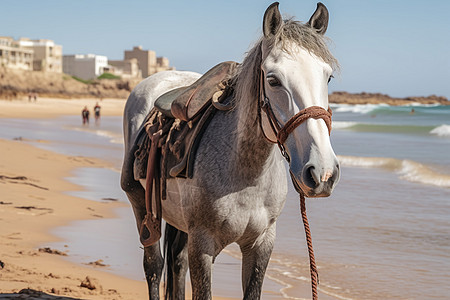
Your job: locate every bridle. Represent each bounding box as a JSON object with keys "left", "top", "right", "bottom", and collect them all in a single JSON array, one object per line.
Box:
[
  {"left": 257, "top": 63, "right": 333, "bottom": 300},
  {"left": 258, "top": 68, "right": 332, "bottom": 162}
]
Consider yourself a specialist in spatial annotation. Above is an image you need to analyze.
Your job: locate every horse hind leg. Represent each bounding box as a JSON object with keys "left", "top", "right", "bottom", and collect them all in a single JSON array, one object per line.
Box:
[
  {"left": 164, "top": 223, "right": 189, "bottom": 300},
  {"left": 123, "top": 185, "right": 164, "bottom": 299},
  {"left": 143, "top": 242, "right": 164, "bottom": 299},
  {"left": 121, "top": 159, "right": 164, "bottom": 299},
  {"left": 127, "top": 190, "right": 164, "bottom": 299},
  {"left": 239, "top": 224, "right": 276, "bottom": 300}
]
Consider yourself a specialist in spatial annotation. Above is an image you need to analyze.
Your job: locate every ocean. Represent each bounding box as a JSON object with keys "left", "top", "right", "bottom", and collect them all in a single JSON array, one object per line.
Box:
[{"left": 1, "top": 103, "right": 448, "bottom": 299}]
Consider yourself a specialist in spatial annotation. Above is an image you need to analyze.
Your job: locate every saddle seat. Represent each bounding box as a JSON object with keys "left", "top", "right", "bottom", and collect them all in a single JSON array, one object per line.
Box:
[{"left": 155, "top": 61, "right": 238, "bottom": 121}]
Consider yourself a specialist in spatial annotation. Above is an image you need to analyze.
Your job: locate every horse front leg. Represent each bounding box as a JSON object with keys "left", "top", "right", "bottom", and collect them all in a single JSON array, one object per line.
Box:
[
  {"left": 239, "top": 224, "right": 276, "bottom": 300},
  {"left": 188, "top": 230, "right": 215, "bottom": 300}
]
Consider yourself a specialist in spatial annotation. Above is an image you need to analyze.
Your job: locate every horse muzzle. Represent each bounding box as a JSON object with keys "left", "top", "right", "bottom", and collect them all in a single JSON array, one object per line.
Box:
[{"left": 289, "top": 160, "right": 340, "bottom": 197}]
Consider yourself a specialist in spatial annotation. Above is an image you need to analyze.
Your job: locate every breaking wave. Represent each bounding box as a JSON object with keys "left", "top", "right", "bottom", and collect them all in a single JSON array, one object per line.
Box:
[
  {"left": 430, "top": 124, "right": 450, "bottom": 137},
  {"left": 69, "top": 126, "right": 124, "bottom": 144},
  {"left": 331, "top": 103, "right": 449, "bottom": 116},
  {"left": 338, "top": 155, "right": 450, "bottom": 188},
  {"left": 331, "top": 104, "right": 388, "bottom": 114},
  {"left": 333, "top": 122, "right": 450, "bottom": 138},
  {"left": 333, "top": 121, "right": 358, "bottom": 130}
]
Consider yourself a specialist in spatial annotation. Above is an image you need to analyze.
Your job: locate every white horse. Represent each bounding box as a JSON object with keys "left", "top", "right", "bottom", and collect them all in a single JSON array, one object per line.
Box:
[{"left": 121, "top": 2, "right": 339, "bottom": 299}]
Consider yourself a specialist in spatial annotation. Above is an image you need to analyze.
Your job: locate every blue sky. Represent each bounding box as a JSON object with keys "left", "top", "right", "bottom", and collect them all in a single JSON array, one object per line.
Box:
[{"left": 2, "top": 0, "right": 449, "bottom": 98}]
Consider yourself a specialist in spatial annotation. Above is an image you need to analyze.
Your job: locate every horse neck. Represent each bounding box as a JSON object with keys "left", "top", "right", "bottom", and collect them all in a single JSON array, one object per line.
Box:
[{"left": 232, "top": 93, "right": 277, "bottom": 180}]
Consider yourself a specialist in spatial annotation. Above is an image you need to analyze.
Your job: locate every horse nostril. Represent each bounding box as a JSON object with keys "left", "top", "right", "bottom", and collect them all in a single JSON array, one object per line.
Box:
[
  {"left": 304, "top": 165, "right": 319, "bottom": 188},
  {"left": 332, "top": 163, "right": 340, "bottom": 182}
]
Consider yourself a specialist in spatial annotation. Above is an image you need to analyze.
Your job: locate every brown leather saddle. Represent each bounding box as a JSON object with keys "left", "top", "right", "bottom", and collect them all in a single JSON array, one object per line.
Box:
[
  {"left": 155, "top": 61, "right": 238, "bottom": 121},
  {"left": 133, "top": 61, "right": 238, "bottom": 246}
]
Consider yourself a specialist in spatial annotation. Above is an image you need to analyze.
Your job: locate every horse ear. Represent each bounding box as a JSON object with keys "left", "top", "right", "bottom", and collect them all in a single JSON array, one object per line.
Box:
[
  {"left": 307, "top": 2, "right": 329, "bottom": 35},
  {"left": 263, "top": 2, "right": 282, "bottom": 38}
]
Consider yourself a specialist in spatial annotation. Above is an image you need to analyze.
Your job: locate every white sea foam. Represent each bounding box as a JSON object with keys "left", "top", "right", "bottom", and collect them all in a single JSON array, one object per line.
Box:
[
  {"left": 333, "top": 121, "right": 358, "bottom": 130},
  {"left": 338, "top": 155, "right": 450, "bottom": 188},
  {"left": 331, "top": 103, "right": 388, "bottom": 114},
  {"left": 69, "top": 126, "right": 124, "bottom": 144},
  {"left": 94, "top": 130, "right": 124, "bottom": 144},
  {"left": 430, "top": 124, "right": 450, "bottom": 137},
  {"left": 408, "top": 102, "right": 441, "bottom": 107}
]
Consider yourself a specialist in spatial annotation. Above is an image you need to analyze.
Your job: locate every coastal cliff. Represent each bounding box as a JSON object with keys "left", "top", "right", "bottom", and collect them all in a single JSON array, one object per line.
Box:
[{"left": 0, "top": 67, "right": 139, "bottom": 100}]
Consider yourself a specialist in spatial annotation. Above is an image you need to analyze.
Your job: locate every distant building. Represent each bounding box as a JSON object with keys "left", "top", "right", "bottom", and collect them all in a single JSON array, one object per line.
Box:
[
  {"left": 107, "top": 58, "right": 142, "bottom": 79},
  {"left": 17, "top": 38, "right": 62, "bottom": 73},
  {"left": 63, "top": 54, "right": 108, "bottom": 80},
  {"left": 124, "top": 46, "right": 174, "bottom": 78},
  {"left": 0, "top": 36, "right": 34, "bottom": 71}
]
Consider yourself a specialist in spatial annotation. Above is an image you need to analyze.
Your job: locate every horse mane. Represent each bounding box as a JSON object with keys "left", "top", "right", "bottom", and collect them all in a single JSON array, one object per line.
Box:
[{"left": 233, "top": 19, "right": 339, "bottom": 112}]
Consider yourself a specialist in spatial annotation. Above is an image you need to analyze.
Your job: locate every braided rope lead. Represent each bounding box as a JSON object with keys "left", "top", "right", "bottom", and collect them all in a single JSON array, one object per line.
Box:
[{"left": 300, "top": 193, "right": 319, "bottom": 300}]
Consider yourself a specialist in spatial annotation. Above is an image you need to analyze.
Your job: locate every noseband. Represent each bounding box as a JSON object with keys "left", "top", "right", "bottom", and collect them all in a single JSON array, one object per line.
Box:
[{"left": 258, "top": 68, "right": 332, "bottom": 162}]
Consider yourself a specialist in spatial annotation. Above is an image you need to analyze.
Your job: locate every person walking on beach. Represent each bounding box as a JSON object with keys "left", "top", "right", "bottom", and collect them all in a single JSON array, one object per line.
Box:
[
  {"left": 94, "top": 102, "right": 101, "bottom": 124},
  {"left": 82, "top": 106, "right": 90, "bottom": 125}
]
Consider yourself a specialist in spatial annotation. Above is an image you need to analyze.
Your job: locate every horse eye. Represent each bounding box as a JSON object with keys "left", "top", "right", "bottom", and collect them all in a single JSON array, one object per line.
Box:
[
  {"left": 267, "top": 76, "right": 281, "bottom": 87},
  {"left": 328, "top": 75, "right": 334, "bottom": 84}
]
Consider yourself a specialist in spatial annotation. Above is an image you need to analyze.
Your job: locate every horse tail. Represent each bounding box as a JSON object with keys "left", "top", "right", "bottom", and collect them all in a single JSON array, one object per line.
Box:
[{"left": 164, "top": 223, "right": 188, "bottom": 300}]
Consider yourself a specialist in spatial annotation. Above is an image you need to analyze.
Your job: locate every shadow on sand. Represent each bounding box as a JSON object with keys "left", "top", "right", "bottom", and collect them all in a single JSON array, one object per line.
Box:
[{"left": 0, "top": 289, "right": 82, "bottom": 299}]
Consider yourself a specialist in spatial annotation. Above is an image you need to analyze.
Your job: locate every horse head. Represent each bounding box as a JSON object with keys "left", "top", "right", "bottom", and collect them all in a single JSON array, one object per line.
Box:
[{"left": 260, "top": 2, "right": 340, "bottom": 197}]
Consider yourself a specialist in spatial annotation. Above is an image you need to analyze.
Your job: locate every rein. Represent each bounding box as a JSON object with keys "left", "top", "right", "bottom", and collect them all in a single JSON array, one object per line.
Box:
[{"left": 258, "top": 68, "right": 332, "bottom": 300}]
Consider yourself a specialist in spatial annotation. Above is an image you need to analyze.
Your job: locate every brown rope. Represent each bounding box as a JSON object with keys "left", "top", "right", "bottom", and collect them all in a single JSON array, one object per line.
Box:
[
  {"left": 300, "top": 193, "right": 319, "bottom": 300},
  {"left": 277, "top": 106, "right": 332, "bottom": 145}
]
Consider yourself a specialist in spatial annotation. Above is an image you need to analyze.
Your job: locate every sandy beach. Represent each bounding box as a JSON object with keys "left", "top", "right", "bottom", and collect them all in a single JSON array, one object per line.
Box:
[
  {"left": 0, "top": 97, "right": 151, "bottom": 299},
  {"left": 0, "top": 97, "right": 249, "bottom": 299}
]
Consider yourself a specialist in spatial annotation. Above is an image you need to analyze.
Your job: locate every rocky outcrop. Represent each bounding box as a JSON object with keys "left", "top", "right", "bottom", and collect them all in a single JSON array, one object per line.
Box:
[
  {"left": 329, "top": 91, "right": 449, "bottom": 106},
  {"left": 0, "top": 67, "right": 140, "bottom": 99}
]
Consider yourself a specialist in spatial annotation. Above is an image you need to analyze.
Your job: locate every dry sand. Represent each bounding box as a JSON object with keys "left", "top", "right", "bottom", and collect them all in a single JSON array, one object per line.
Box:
[{"left": 0, "top": 97, "right": 126, "bottom": 119}]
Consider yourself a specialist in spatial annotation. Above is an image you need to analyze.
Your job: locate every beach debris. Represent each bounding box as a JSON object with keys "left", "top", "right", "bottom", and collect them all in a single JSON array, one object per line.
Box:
[
  {"left": 38, "top": 247, "right": 68, "bottom": 256},
  {"left": 50, "top": 287, "right": 75, "bottom": 295},
  {"left": 101, "top": 197, "right": 119, "bottom": 202},
  {"left": 0, "top": 174, "right": 49, "bottom": 190},
  {"left": 86, "top": 259, "right": 109, "bottom": 267},
  {"left": 80, "top": 276, "right": 103, "bottom": 291},
  {"left": 46, "top": 272, "right": 61, "bottom": 279},
  {"left": 0, "top": 175, "right": 28, "bottom": 181},
  {"left": 15, "top": 206, "right": 53, "bottom": 214},
  {"left": 0, "top": 201, "right": 13, "bottom": 205},
  {"left": 0, "top": 260, "right": 4, "bottom": 269}
]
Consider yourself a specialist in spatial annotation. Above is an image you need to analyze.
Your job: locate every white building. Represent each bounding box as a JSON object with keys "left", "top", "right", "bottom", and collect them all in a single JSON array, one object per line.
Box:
[
  {"left": 17, "top": 38, "right": 63, "bottom": 73},
  {"left": 0, "top": 36, "right": 34, "bottom": 71},
  {"left": 63, "top": 54, "right": 108, "bottom": 80}
]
